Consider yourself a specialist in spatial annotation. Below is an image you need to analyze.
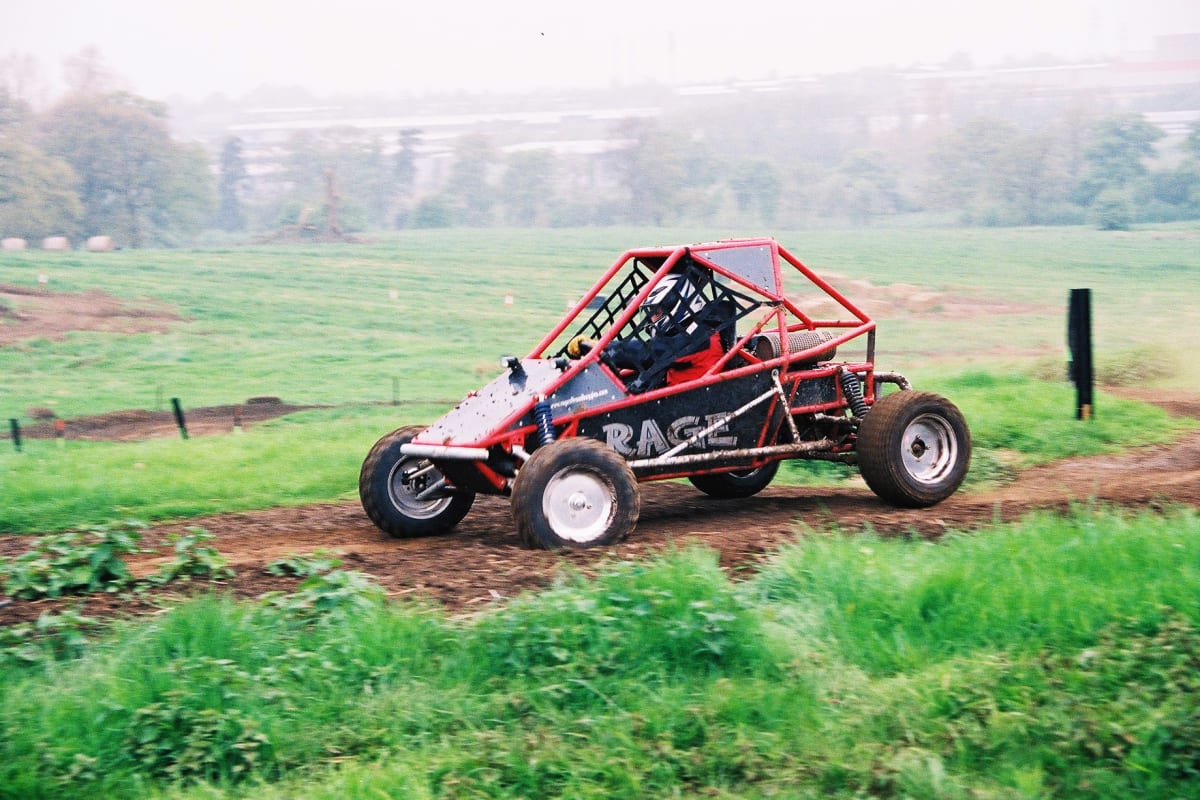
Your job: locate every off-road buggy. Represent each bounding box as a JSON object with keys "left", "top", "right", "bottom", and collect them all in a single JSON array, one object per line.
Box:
[{"left": 360, "top": 238, "right": 970, "bottom": 549}]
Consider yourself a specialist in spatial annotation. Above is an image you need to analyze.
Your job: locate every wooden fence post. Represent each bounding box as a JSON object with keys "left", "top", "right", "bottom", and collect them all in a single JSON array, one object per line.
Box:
[{"left": 1068, "top": 288, "right": 1094, "bottom": 420}]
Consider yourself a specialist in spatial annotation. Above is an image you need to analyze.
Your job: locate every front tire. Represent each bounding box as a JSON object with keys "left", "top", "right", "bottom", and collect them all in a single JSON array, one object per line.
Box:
[
  {"left": 857, "top": 391, "right": 970, "bottom": 507},
  {"left": 359, "top": 426, "right": 475, "bottom": 537},
  {"left": 511, "top": 438, "right": 640, "bottom": 549},
  {"left": 688, "top": 462, "right": 780, "bottom": 498}
]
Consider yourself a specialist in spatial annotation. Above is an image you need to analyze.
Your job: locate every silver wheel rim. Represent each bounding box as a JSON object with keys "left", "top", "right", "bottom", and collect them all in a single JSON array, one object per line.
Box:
[
  {"left": 542, "top": 467, "right": 616, "bottom": 543},
  {"left": 729, "top": 466, "right": 762, "bottom": 479},
  {"left": 387, "top": 458, "right": 455, "bottom": 520},
  {"left": 901, "top": 413, "right": 958, "bottom": 485}
]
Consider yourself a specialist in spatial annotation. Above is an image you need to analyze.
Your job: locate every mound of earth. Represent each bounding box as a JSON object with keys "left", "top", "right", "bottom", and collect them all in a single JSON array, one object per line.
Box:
[
  {"left": 11, "top": 401, "right": 315, "bottom": 442},
  {"left": 0, "top": 283, "right": 182, "bottom": 345},
  {"left": 795, "top": 274, "right": 1054, "bottom": 321},
  {"left": 2, "top": 392, "right": 1198, "bottom": 627}
]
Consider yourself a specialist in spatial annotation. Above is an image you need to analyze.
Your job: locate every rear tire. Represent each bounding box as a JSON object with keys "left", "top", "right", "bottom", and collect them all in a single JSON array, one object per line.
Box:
[
  {"left": 688, "top": 462, "right": 780, "bottom": 498},
  {"left": 511, "top": 438, "right": 640, "bottom": 549},
  {"left": 359, "top": 426, "right": 475, "bottom": 537},
  {"left": 857, "top": 391, "right": 970, "bottom": 507}
]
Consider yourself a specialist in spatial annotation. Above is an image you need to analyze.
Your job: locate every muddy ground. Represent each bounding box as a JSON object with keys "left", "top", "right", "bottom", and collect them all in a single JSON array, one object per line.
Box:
[
  {"left": 2, "top": 392, "right": 1198, "bottom": 626},
  {"left": 0, "top": 283, "right": 182, "bottom": 346},
  {"left": 10, "top": 401, "right": 315, "bottom": 441}
]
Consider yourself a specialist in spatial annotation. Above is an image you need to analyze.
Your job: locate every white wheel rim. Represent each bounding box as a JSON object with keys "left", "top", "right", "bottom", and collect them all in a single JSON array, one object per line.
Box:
[
  {"left": 387, "top": 458, "right": 455, "bottom": 520},
  {"left": 901, "top": 413, "right": 958, "bottom": 485},
  {"left": 542, "top": 467, "right": 616, "bottom": 543}
]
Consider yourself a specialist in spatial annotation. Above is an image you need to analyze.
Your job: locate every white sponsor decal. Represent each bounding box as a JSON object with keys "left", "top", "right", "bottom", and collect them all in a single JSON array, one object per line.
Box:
[
  {"left": 549, "top": 387, "right": 615, "bottom": 411},
  {"left": 602, "top": 414, "right": 737, "bottom": 457}
]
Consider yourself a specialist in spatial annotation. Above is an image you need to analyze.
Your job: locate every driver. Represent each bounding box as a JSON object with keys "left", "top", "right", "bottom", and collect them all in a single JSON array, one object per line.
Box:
[{"left": 568, "top": 268, "right": 733, "bottom": 392}]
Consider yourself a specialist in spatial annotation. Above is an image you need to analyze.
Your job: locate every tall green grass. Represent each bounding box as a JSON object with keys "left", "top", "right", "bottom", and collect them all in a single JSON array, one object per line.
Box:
[
  {"left": 752, "top": 507, "right": 1200, "bottom": 673},
  {"left": 937, "top": 370, "right": 1192, "bottom": 460},
  {"left": 2, "top": 509, "right": 1198, "bottom": 798}
]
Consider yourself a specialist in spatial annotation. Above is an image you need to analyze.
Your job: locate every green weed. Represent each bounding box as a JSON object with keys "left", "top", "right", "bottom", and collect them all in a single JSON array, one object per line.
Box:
[
  {"left": 0, "top": 522, "right": 143, "bottom": 599},
  {"left": 751, "top": 507, "right": 1200, "bottom": 674},
  {"left": 125, "top": 657, "right": 273, "bottom": 785},
  {"left": 145, "top": 528, "right": 235, "bottom": 586},
  {"left": 0, "top": 607, "right": 99, "bottom": 667},
  {"left": 263, "top": 549, "right": 343, "bottom": 577},
  {"left": 463, "top": 549, "right": 771, "bottom": 687},
  {"left": 258, "top": 569, "right": 386, "bottom": 624}
]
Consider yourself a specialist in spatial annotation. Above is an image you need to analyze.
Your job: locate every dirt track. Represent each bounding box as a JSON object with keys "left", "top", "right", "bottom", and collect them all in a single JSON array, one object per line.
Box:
[{"left": 2, "top": 392, "right": 1198, "bottom": 626}]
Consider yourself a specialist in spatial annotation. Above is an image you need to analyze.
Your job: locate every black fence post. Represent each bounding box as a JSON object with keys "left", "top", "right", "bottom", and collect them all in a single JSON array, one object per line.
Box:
[
  {"left": 171, "top": 397, "right": 189, "bottom": 439},
  {"left": 9, "top": 418, "right": 21, "bottom": 453},
  {"left": 1068, "top": 288, "right": 1094, "bottom": 420}
]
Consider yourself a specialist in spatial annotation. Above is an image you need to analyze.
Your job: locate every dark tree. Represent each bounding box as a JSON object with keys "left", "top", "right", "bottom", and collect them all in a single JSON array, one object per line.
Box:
[
  {"left": 501, "top": 149, "right": 556, "bottom": 226},
  {"left": 824, "top": 150, "right": 902, "bottom": 224},
  {"left": 1076, "top": 113, "right": 1164, "bottom": 205},
  {"left": 926, "top": 117, "right": 1020, "bottom": 212},
  {"left": 279, "top": 127, "right": 394, "bottom": 231},
  {"left": 217, "top": 136, "right": 248, "bottom": 231},
  {"left": 394, "top": 128, "right": 421, "bottom": 196},
  {"left": 1183, "top": 121, "right": 1200, "bottom": 161},
  {"left": 607, "top": 119, "right": 686, "bottom": 226},
  {"left": 40, "top": 92, "right": 212, "bottom": 247},
  {"left": 730, "top": 159, "right": 782, "bottom": 224},
  {"left": 443, "top": 134, "right": 495, "bottom": 226},
  {"left": 0, "top": 127, "right": 81, "bottom": 240}
]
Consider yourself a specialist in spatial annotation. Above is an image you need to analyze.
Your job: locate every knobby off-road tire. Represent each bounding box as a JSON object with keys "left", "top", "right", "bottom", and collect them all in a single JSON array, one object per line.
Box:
[
  {"left": 688, "top": 462, "right": 780, "bottom": 499},
  {"left": 511, "top": 438, "right": 640, "bottom": 549},
  {"left": 359, "top": 426, "right": 475, "bottom": 538},
  {"left": 857, "top": 391, "right": 970, "bottom": 508}
]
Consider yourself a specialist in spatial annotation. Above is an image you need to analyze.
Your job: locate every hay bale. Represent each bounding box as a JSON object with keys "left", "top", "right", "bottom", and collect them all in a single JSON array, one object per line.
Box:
[
  {"left": 42, "top": 236, "right": 70, "bottom": 251},
  {"left": 86, "top": 235, "right": 115, "bottom": 252},
  {"left": 1, "top": 237, "right": 27, "bottom": 251}
]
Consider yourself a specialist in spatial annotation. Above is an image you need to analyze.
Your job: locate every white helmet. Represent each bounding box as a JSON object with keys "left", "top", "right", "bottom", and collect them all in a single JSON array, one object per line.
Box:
[{"left": 642, "top": 274, "right": 707, "bottom": 335}]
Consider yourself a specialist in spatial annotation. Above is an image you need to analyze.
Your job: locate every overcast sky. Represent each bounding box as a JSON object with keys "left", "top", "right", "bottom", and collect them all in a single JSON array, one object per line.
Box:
[{"left": 3, "top": 0, "right": 1199, "bottom": 102}]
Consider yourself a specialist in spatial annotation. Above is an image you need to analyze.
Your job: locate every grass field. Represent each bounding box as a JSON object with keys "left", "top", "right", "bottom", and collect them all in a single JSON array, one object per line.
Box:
[
  {"left": 2, "top": 225, "right": 1198, "bottom": 420},
  {"left": 2, "top": 226, "right": 1199, "bottom": 798},
  {"left": 1, "top": 225, "right": 1197, "bottom": 532}
]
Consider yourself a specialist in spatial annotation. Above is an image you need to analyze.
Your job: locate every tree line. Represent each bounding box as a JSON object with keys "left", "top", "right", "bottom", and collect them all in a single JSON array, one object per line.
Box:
[
  {"left": 3, "top": 83, "right": 1200, "bottom": 247},
  {"left": 0, "top": 46, "right": 213, "bottom": 248},
  {"left": 227, "top": 108, "right": 1200, "bottom": 235}
]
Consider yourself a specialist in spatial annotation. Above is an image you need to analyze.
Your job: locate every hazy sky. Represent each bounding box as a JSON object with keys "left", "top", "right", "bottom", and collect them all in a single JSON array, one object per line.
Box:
[{"left": 3, "top": 0, "right": 1199, "bottom": 102}]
